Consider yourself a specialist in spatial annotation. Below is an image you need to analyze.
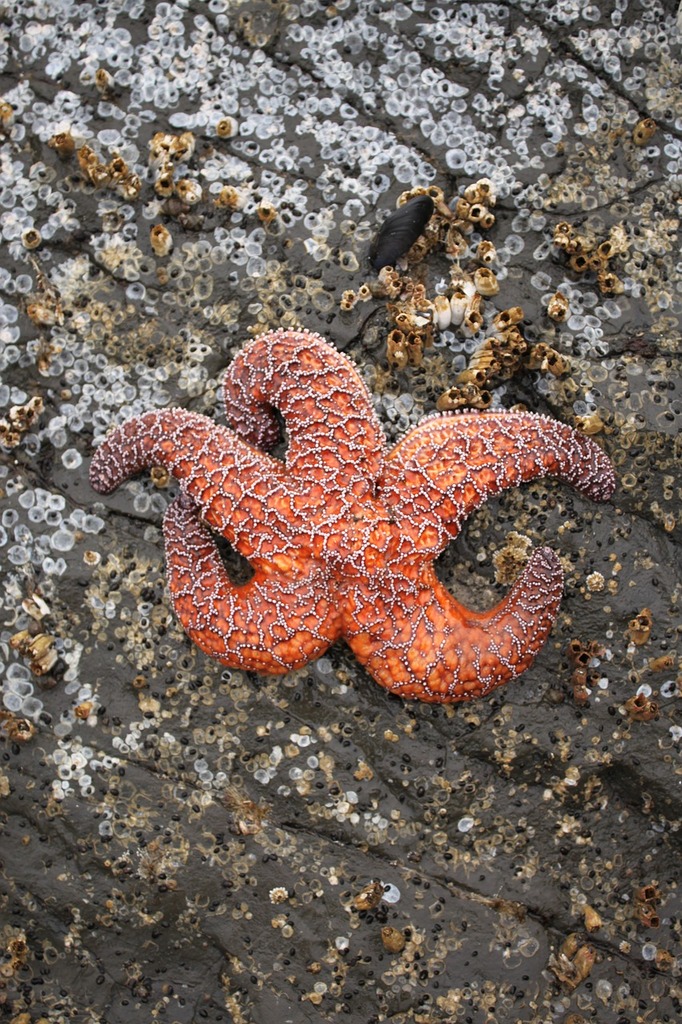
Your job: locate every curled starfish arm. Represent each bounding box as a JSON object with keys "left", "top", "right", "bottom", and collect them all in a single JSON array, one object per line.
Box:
[
  {"left": 345, "top": 547, "right": 565, "bottom": 703},
  {"left": 163, "top": 496, "right": 344, "bottom": 672},
  {"left": 383, "top": 411, "right": 616, "bottom": 548},
  {"left": 223, "top": 329, "right": 387, "bottom": 496},
  {"left": 89, "top": 409, "right": 300, "bottom": 561}
]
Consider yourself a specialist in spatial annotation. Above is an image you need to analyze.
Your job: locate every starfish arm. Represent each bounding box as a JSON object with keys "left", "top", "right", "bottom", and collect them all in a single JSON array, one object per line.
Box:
[
  {"left": 222, "top": 329, "right": 387, "bottom": 496},
  {"left": 382, "top": 411, "right": 616, "bottom": 549},
  {"left": 89, "top": 409, "right": 301, "bottom": 563},
  {"left": 163, "top": 496, "right": 343, "bottom": 673},
  {"left": 345, "top": 547, "right": 565, "bottom": 703}
]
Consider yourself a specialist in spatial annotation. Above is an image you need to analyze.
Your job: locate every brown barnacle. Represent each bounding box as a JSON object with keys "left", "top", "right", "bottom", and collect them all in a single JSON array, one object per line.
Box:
[
  {"left": 632, "top": 117, "right": 657, "bottom": 147},
  {"left": 10, "top": 630, "right": 58, "bottom": 675},
  {"left": 216, "top": 116, "right": 238, "bottom": 139},
  {"left": 107, "top": 155, "right": 128, "bottom": 181},
  {"left": 405, "top": 331, "right": 426, "bottom": 368},
  {"left": 473, "top": 266, "right": 499, "bottom": 297},
  {"left": 387, "top": 329, "right": 409, "bottom": 370},
  {"left": 353, "top": 880, "right": 384, "bottom": 911},
  {"left": 493, "top": 306, "right": 524, "bottom": 332},
  {"left": 117, "top": 172, "right": 141, "bottom": 200},
  {"left": 0, "top": 712, "right": 36, "bottom": 744},
  {"left": 582, "top": 905, "right": 602, "bottom": 933},
  {"left": 26, "top": 299, "right": 61, "bottom": 327},
  {"left": 526, "top": 343, "right": 570, "bottom": 376},
  {"left": 381, "top": 927, "right": 406, "bottom": 953},
  {"left": 357, "top": 283, "right": 372, "bottom": 302},
  {"left": 21, "top": 227, "right": 42, "bottom": 250},
  {"left": 48, "top": 130, "right": 76, "bottom": 158},
  {"left": 635, "top": 882, "right": 662, "bottom": 906},
  {"left": 0, "top": 99, "right": 14, "bottom": 129},
  {"left": 636, "top": 903, "right": 660, "bottom": 929},
  {"left": 74, "top": 701, "right": 93, "bottom": 720},
  {"left": 627, "top": 608, "right": 653, "bottom": 645},
  {"left": 596, "top": 270, "right": 624, "bottom": 295},
  {"left": 340, "top": 289, "right": 358, "bottom": 312},
  {"left": 569, "top": 252, "right": 590, "bottom": 274},
  {"left": 150, "top": 224, "right": 173, "bottom": 257},
  {"left": 476, "top": 239, "right": 497, "bottom": 265},
  {"left": 0, "top": 396, "right": 45, "bottom": 448},
  {"left": 462, "top": 292, "right": 483, "bottom": 336},
  {"left": 437, "top": 383, "right": 491, "bottom": 412},
  {"left": 431, "top": 293, "right": 451, "bottom": 330},
  {"left": 623, "top": 692, "right": 659, "bottom": 722},
  {"left": 149, "top": 465, "right": 170, "bottom": 488},
  {"left": 377, "top": 265, "right": 402, "bottom": 298},
  {"left": 549, "top": 935, "right": 596, "bottom": 991},
  {"left": 154, "top": 163, "right": 175, "bottom": 197},
  {"left": 94, "top": 67, "right": 115, "bottom": 97},
  {"left": 463, "top": 177, "right": 496, "bottom": 207},
  {"left": 214, "top": 185, "right": 244, "bottom": 210},
  {"left": 553, "top": 221, "right": 575, "bottom": 248},
  {"left": 77, "top": 144, "right": 111, "bottom": 187},
  {"left": 175, "top": 178, "right": 202, "bottom": 205},
  {"left": 647, "top": 653, "right": 675, "bottom": 672},
  {"left": 170, "top": 131, "right": 196, "bottom": 163},
  {"left": 575, "top": 411, "right": 605, "bottom": 435},
  {"left": 547, "top": 290, "right": 570, "bottom": 321},
  {"left": 256, "top": 199, "right": 278, "bottom": 225}
]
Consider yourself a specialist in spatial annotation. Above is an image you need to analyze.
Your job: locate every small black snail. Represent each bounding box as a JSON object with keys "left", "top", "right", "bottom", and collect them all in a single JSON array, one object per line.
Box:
[{"left": 369, "top": 194, "right": 434, "bottom": 270}]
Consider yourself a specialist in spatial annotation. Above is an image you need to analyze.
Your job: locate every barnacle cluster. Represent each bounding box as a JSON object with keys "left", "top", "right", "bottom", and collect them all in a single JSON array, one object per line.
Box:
[{"left": 553, "top": 220, "right": 628, "bottom": 296}]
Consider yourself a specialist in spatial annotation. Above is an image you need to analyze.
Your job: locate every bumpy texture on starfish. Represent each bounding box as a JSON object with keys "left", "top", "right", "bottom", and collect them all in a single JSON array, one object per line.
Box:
[{"left": 90, "top": 329, "right": 616, "bottom": 703}]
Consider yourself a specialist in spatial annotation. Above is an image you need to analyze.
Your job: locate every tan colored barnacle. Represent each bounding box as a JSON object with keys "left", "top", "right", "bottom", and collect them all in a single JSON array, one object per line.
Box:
[
  {"left": 476, "top": 239, "right": 496, "bottom": 265},
  {"left": 0, "top": 712, "right": 35, "bottom": 744},
  {"left": 170, "top": 131, "right": 196, "bottom": 163},
  {"left": 381, "top": 927, "right": 406, "bottom": 953},
  {"left": 575, "top": 411, "right": 605, "bottom": 435},
  {"left": 48, "top": 130, "right": 76, "bottom": 158},
  {"left": 596, "top": 270, "right": 624, "bottom": 295},
  {"left": 627, "top": 608, "right": 653, "bottom": 645},
  {"left": 386, "top": 329, "right": 409, "bottom": 370},
  {"left": 472, "top": 266, "right": 499, "bottom": 296},
  {"left": 493, "top": 306, "right": 524, "bottom": 332},
  {"left": 526, "top": 343, "right": 570, "bottom": 376},
  {"left": 0, "top": 396, "right": 45, "bottom": 447},
  {"left": 214, "top": 185, "right": 243, "bottom": 210},
  {"left": 0, "top": 99, "right": 14, "bottom": 130},
  {"left": 352, "top": 880, "right": 384, "bottom": 911},
  {"left": 216, "top": 117, "right": 238, "bottom": 139},
  {"left": 582, "top": 905, "right": 602, "bottom": 933},
  {"left": 21, "top": 228, "right": 42, "bottom": 250},
  {"left": 632, "top": 117, "right": 657, "bottom": 146},
  {"left": 94, "top": 67, "right": 115, "bottom": 97},
  {"left": 547, "top": 290, "right": 570, "bottom": 321},
  {"left": 150, "top": 224, "right": 173, "bottom": 257},
  {"left": 154, "top": 164, "right": 175, "bottom": 197},
  {"left": 623, "top": 692, "right": 659, "bottom": 722},
  {"left": 175, "top": 178, "right": 202, "bottom": 205},
  {"left": 10, "top": 630, "right": 58, "bottom": 675},
  {"left": 256, "top": 199, "right": 278, "bottom": 225}
]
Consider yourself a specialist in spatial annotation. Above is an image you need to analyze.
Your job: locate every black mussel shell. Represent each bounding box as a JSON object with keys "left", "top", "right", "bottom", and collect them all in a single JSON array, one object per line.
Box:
[{"left": 369, "top": 194, "right": 435, "bottom": 270}]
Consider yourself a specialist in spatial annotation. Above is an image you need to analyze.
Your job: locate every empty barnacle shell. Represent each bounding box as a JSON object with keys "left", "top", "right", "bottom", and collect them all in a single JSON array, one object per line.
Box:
[
  {"left": 635, "top": 882, "right": 662, "bottom": 905},
  {"left": 48, "top": 130, "right": 76, "bottom": 158},
  {"left": 476, "top": 240, "right": 497, "bottom": 265},
  {"left": 627, "top": 608, "right": 653, "bottom": 645},
  {"left": 624, "top": 692, "right": 659, "bottom": 721},
  {"left": 473, "top": 266, "right": 499, "bottom": 296},
  {"left": 21, "top": 228, "right": 42, "bottom": 250},
  {"left": 636, "top": 903, "right": 660, "bottom": 928},
  {"left": 381, "top": 927, "right": 406, "bottom": 953},
  {"left": 547, "top": 290, "right": 570, "bottom": 321},
  {"left": 632, "top": 117, "right": 657, "bottom": 146},
  {"left": 432, "top": 294, "right": 452, "bottom": 331},
  {"left": 369, "top": 194, "right": 434, "bottom": 270},
  {"left": 493, "top": 306, "right": 524, "bottom": 332},
  {"left": 175, "top": 178, "right": 203, "bottom": 205},
  {"left": 0, "top": 713, "right": 36, "bottom": 743},
  {"left": 150, "top": 224, "right": 173, "bottom": 257},
  {"left": 387, "top": 329, "right": 409, "bottom": 370}
]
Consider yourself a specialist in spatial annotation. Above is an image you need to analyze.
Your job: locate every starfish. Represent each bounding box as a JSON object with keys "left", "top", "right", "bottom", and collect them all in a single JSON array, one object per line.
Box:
[{"left": 89, "top": 328, "right": 616, "bottom": 703}]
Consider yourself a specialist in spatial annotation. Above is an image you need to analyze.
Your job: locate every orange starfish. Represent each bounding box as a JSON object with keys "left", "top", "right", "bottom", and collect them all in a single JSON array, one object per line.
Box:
[{"left": 90, "top": 328, "right": 615, "bottom": 703}]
